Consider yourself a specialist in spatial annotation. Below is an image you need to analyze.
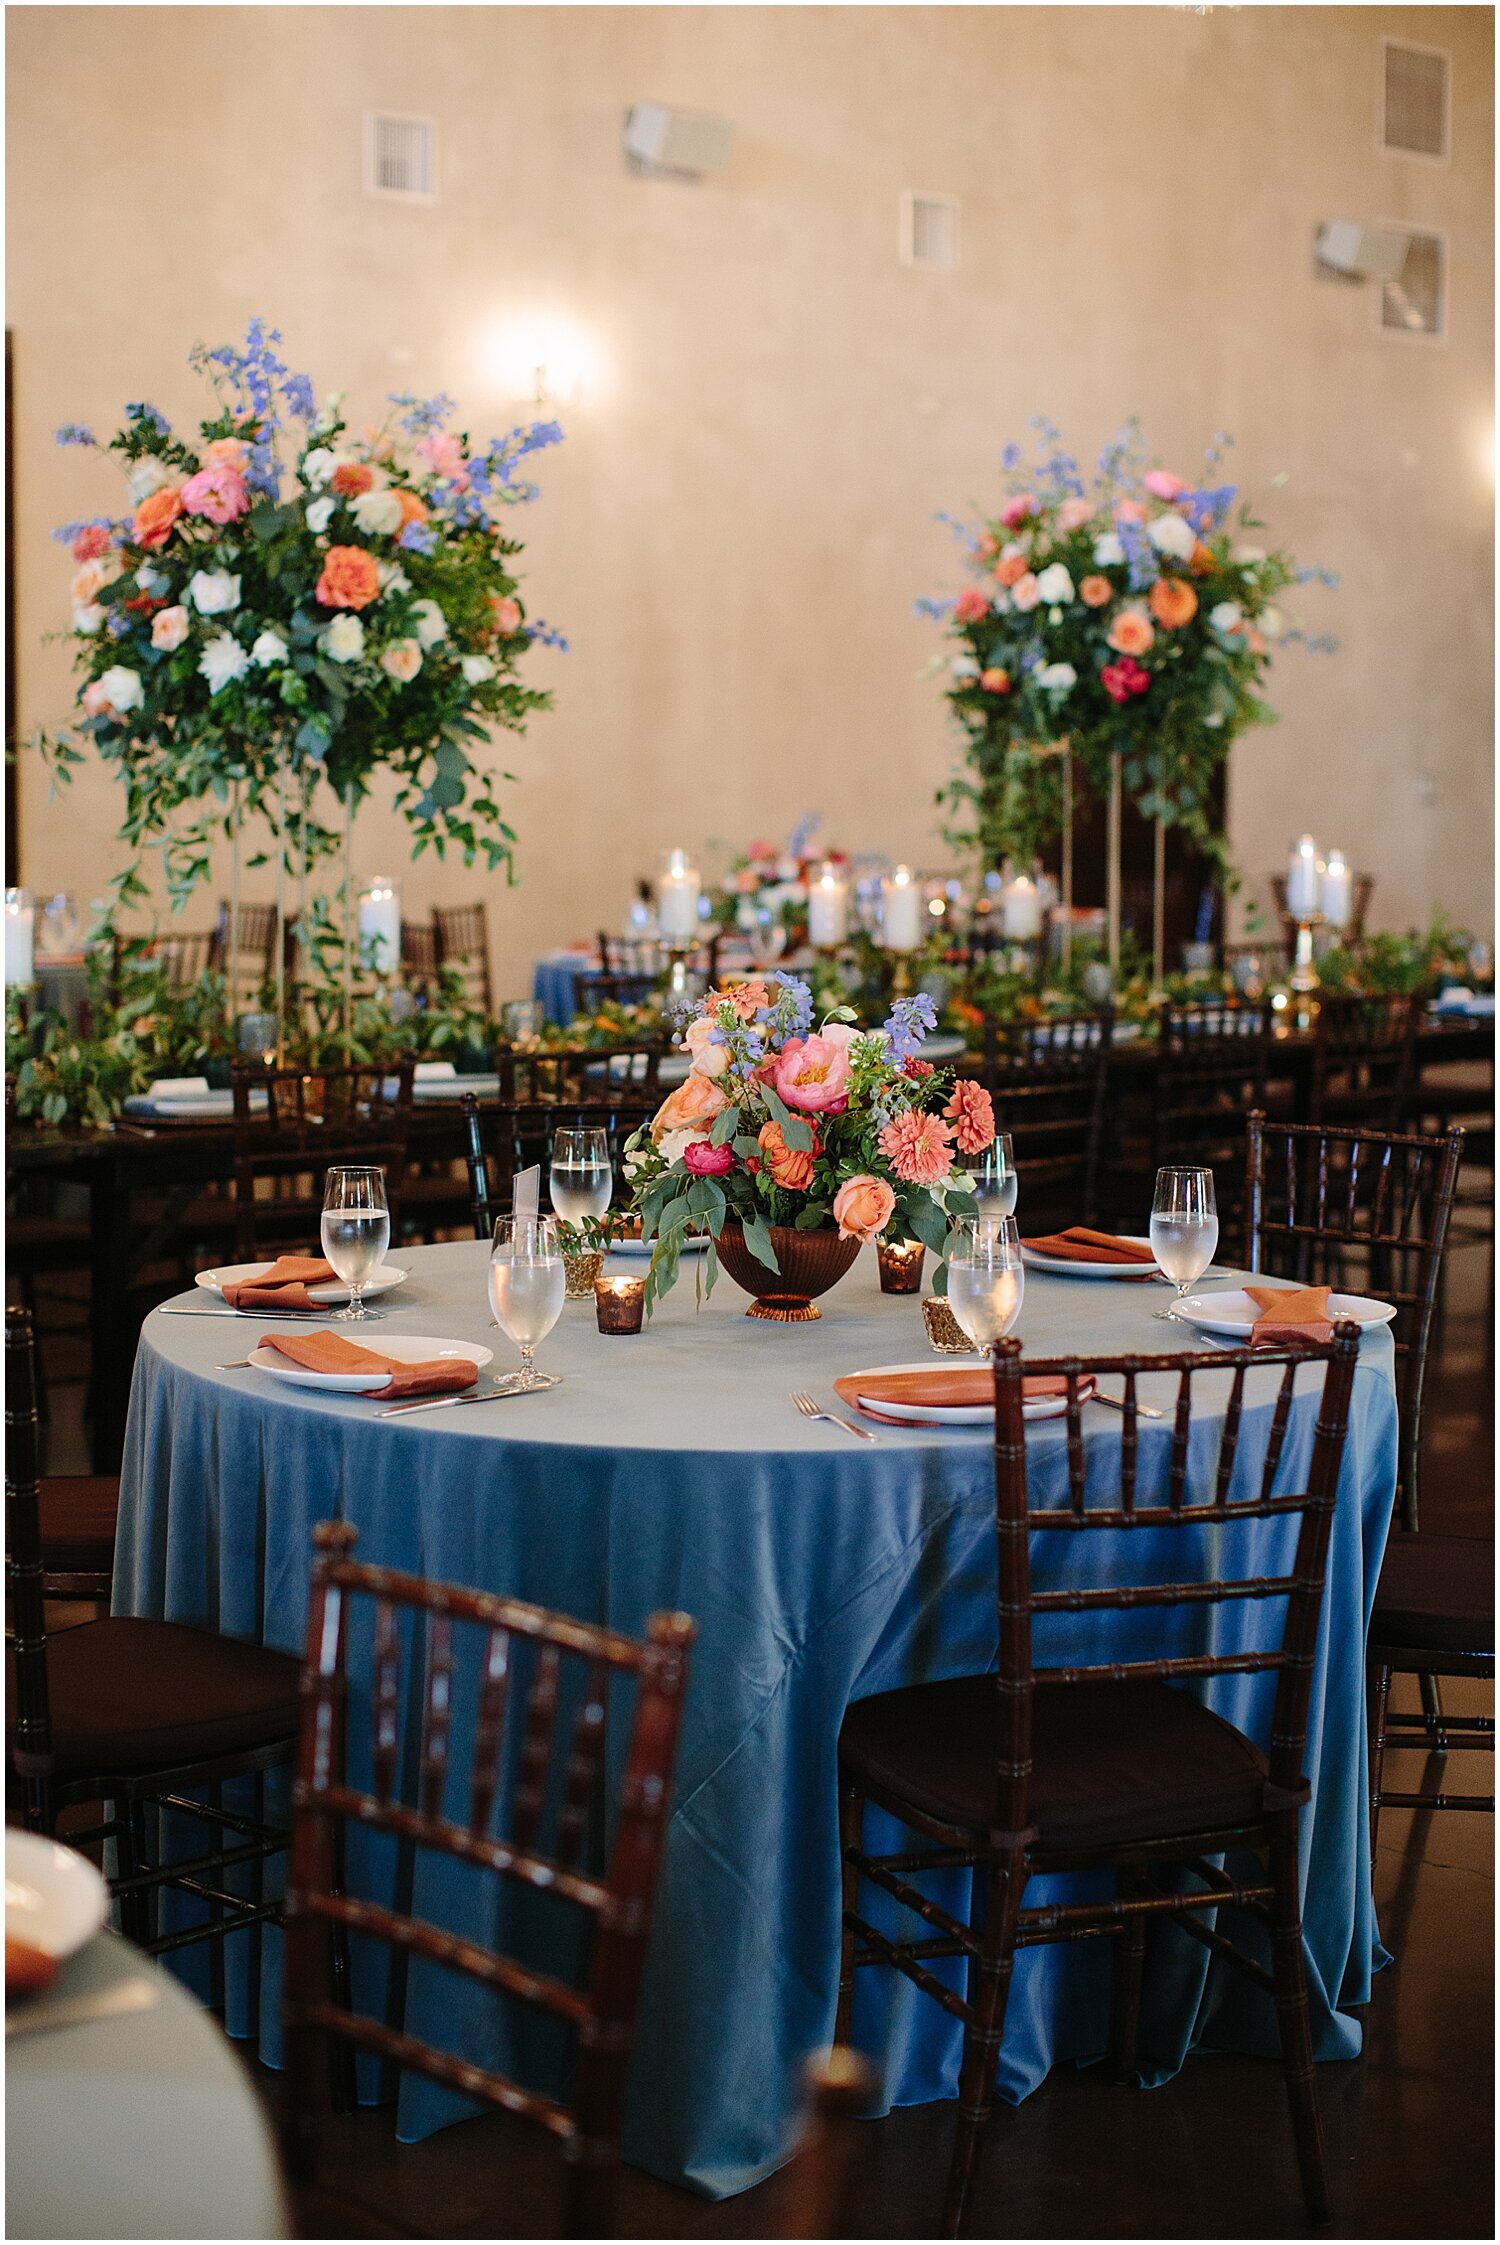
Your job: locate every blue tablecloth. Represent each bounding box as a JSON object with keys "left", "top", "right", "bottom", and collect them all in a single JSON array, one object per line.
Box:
[
  {"left": 116, "top": 1246, "right": 1397, "bottom": 2199},
  {"left": 532, "top": 950, "right": 591, "bottom": 1024}
]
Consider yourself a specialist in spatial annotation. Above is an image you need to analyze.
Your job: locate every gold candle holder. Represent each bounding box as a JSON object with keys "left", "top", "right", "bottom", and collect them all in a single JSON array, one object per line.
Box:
[
  {"left": 877, "top": 1238, "right": 926, "bottom": 1295},
  {"left": 921, "top": 1297, "right": 975, "bottom": 1354},
  {"left": 595, "top": 1274, "right": 646, "bottom": 1334},
  {"left": 563, "top": 1247, "right": 606, "bottom": 1300}
]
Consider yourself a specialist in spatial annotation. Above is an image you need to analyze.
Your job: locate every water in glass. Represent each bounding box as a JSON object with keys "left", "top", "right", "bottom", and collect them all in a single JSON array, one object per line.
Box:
[
  {"left": 489, "top": 1216, "right": 565, "bottom": 1389},
  {"left": 946, "top": 1216, "right": 1025, "bottom": 1350},
  {"left": 1150, "top": 1166, "right": 1218, "bottom": 1318},
  {"left": 549, "top": 1127, "right": 612, "bottom": 1225},
  {"left": 320, "top": 1166, "right": 390, "bottom": 1322},
  {"left": 966, "top": 1132, "right": 1018, "bottom": 1221}
]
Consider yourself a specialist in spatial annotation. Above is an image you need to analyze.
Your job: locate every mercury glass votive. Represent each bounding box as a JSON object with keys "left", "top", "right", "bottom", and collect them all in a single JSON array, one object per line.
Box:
[
  {"left": 921, "top": 1296, "right": 976, "bottom": 1354},
  {"left": 595, "top": 1274, "right": 646, "bottom": 1334},
  {"left": 877, "top": 1238, "right": 926, "bottom": 1294},
  {"left": 563, "top": 1247, "right": 607, "bottom": 1300}
]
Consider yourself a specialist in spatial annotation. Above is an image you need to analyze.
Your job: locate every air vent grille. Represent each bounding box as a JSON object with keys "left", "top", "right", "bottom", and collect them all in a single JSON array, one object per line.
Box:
[
  {"left": 900, "top": 191, "right": 960, "bottom": 271},
  {"left": 1383, "top": 41, "right": 1449, "bottom": 160},
  {"left": 1381, "top": 232, "right": 1445, "bottom": 338},
  {"left": 364, "top": 113, "right": 437, "bottom": 202}
]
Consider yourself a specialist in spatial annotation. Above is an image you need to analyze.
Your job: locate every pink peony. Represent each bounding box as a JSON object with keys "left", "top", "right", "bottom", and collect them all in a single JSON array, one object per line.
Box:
[
  {"left": 417, "top": 431, "right": 471, "bottom": 490},
  {"left": 1143, "top": 469, "right": 1188, "bottom": 501},
  {"left": 682, "top": 1137, "right": 733, "bottom": 1177},
  {"left": 999, "top": 494, "right": 1036, "bottom": 528},
  {"left": 945, "top": 1078, "right": 995, "bottom": 1155},
  {"left": 953, "top": 586, "right": 990, "bottom": 625},
  {"left": 833, "top": 1174, "right": 896, "bottom": 1243},
  {"left": 1056, "top": 496, "right": 1094, "bottom": 532},
  {"left": 151, "top": 605, "right": 190, "bottom": 651},
  {"left": 774, "top": 1034, "right": 852, "bottom": 1115},
  {"left": 181, "top": 464, "right": 250, "bottom": 524},
  {"left": 879, "top": 1109, "right": 955, "bottom": 1187},
  {"left": 71, "top": 525, "right": 111, "bottom": 563}
]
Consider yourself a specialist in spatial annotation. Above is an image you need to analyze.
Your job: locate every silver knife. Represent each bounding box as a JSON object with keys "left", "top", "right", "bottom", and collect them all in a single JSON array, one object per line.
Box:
[
  {"left": 6, "top": 1978, "right": 158, "bottom": 2040},
  {"left": 377, "top": 1384, "right": 532, "bottom": 1420},
  {"left": 157, "top": 1306, "right": 388, "bottom": 1321}
]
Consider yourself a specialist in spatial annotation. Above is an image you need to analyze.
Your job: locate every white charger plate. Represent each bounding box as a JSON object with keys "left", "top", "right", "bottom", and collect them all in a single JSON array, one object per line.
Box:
[
  {"left": 197, "top": 1261, "right": 409, "bottom": 1306},
  {"left": 247, "top": 1333, "right": 493, "bottom": 1392},
  {"left": 610, "top": 1234, "right": 710, "bottom": 1258},
  {"left": 1020, "top": 1234, "right": 1161, "bottom": 1280},
  {"left": 847, "top": 1361, "right": 1071, "bottom": 1426},
  {"left": 5, "top": 1831, "right": 109, "bottom": 1961},
  {"left": 1171, "top": 1288, "right": 1396, "bottom": 1337}
]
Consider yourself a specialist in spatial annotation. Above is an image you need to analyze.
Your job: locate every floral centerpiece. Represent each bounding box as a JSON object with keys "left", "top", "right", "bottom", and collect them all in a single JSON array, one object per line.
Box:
[
  {"left": 923, "top": 418, "right": 1335, "bottom": 873},
  {"left": 626, "top": 976, "right": 988, "bottom": 1317},
  {"left": 710, "top": 819, "right": 849, "bottom": 943}
]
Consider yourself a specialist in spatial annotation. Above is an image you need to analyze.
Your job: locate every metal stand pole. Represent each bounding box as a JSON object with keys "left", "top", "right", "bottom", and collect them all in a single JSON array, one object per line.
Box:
[
  {"left": 274, "top": 747, "right": 288, "bottom": 1065},
  {"left": 1152, "top": 816, "right": 1166, "bottom": 989},
  {"left": 228, "top": 781, "right": 242, "bottom": 1036},
  {"left": 342, "top": 784, "right": 356, "bottom": 1062},
  {"left": 1106, "top": 753, "right": 1123, "bottom": 973},
  {"left": 1061, "top": 744, "right": 1074, "bottom": 973}
]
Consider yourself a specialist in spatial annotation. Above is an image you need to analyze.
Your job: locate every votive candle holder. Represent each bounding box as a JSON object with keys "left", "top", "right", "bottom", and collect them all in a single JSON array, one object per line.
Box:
[
  {"left": 563, "top": 1248, "right": 607, "bottom": 1300},
  {"left": 877, "top": 1238, "right": 926, "bottom": 1294},
  {"left": 921, "top": 1297, "right": 975, "bottom": 1354},
  {"left": 595, "top": 1275, "right": 646, "bottom": 1334}
]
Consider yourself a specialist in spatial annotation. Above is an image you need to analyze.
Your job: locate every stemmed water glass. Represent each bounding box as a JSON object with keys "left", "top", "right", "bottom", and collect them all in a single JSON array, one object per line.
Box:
[
  {"left": 549, "top": 1126, "right": 613, "bottom": 1226},
  {"left": 945, "top": 1216, "right": 1026, "bottom": 1354},
  {"left": 488, "top": 1215, "right": 566, "bottom": 1391},
  {"left": 320, "top": 1166, "right": 391, "bottom": 1323},
  {"left": 1149, "top": 1167, "right": 1219, "bottom": 1320},
  {"left": 964, "top": 1132, "right": 1017, "bottom": 1224}
]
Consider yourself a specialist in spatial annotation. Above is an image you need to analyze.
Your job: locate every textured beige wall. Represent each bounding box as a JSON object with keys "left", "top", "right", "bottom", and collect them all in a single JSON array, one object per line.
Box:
[{"left": 7, "top": 4, "right": 1494, "bottom": 1002}]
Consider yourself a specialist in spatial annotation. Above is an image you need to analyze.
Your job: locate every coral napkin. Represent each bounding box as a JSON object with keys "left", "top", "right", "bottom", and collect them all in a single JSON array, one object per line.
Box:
[
  {"left": 219, "top": 1255, "right": 339, "bottom": 1311},
  {"left": 1245, "top": 1284, "right": 1334, "bottom": 1348},
  {"left": 259, "top": 1330, "right": 478, "bottom": 1398},
  {"left": 5, "top": 1938, "right": 57, "bottom": 1997},
  {"left": 833, "top": 1368, "right": 1094, "bottom": 1427},
  {"left": 1022, "top": 1226, "right": 1158, "bottom": 1275}
]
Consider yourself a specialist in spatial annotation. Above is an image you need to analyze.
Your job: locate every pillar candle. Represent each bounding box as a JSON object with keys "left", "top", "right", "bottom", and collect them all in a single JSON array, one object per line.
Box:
[
  {"left": 4, "top": 889, "right": 35, "bottom": 987},
  {"left": 1320, "top": 850, "right": 1353, "bottom": 930},
  {"left": 657, "top": 850, "right": 701, "bottom": 944},
  {"left": 882, "top": 865, "right": 923, "bottom": 952},
  {"left": 1285, "top": 835, "right": 1321, "bottom": 918},
  {"left": 1000, "top": 875, "right": 1043, "bottom": 939},
  {"left": 807, "top": 861, "right": 849, "bottom": 947},
  {"left": 358, "top": 878, "right": 401, "bottom": 974}
]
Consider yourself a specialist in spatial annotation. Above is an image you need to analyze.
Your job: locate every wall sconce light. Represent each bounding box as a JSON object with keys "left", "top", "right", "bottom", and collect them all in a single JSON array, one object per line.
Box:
[{"left": 485, "top": 315, "right": 600, "bottom": 408}]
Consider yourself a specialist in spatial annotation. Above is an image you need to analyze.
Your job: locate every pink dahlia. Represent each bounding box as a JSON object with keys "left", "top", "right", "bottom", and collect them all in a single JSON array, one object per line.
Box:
[
  {"left": 945, "top": 1079, "right": 995, "bottom": 1155},
  {"left": 879, "top": 1110, "right": 956, "bottom": 1187}
]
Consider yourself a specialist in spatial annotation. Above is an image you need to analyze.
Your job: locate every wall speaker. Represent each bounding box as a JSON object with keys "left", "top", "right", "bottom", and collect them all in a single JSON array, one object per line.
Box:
[
  {"left": 1315, "top": 219, "right": 1411, "bottom": 281},
  {"left": 624, "top": 103, "right": 734, "bottom": 178}
]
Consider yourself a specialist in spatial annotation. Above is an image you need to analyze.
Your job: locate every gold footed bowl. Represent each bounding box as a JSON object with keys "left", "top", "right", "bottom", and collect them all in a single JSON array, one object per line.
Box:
[{"left": 713, "top": 1223, "right": 862, "bottom": 1321}]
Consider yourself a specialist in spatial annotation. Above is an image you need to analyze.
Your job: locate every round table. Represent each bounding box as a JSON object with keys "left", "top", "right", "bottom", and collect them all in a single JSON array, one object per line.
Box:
[
  {"left": 117, "top": 1242, "right": 1399, "bottom": 2200},
  {"left": 6, "top": 1927, "right": 287, "bottom": 2238}
]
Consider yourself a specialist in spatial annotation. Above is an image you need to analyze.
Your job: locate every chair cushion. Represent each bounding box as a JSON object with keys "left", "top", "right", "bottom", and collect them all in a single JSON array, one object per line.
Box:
[
  {"left": 37, "top": 1476, "right": 120, "bottom": 1577},
  {"left": 1371, "top": 1533, "right": 1495, "bottom": 1661},
  {"left": 8, "top": 1618, "right": 301, "bottom": 1775},
  {"left": 840, "top": 1674, "right": 1299, "bottom": 1850}
]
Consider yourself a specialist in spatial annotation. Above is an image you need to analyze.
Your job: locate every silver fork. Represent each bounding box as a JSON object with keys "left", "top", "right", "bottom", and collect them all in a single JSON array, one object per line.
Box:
[{"left": 791, "top": 1390, "right": 879, "bottom": 1443}]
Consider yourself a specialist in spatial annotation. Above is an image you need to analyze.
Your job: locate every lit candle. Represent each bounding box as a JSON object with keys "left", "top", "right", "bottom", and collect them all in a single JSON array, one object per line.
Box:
[
  {"left": 881, "top": 865, "right": 924, "bottom": 952},
  {"left": 876, "top": 1238, "right": 926, "bottom": 1295},
  {"left": 1000, "top": 874, "right": 1043, "bottom": 939},
  {"left": 4, "top": 889, "right": 35, "bottom": 987},
  {"left": 1285, "top": 835, "right": 1321, "bottom": 919},
  {"left": 595, "top": 1274, "right": 646, "bottom": 1333},
  {"left": 358, "top": 877, "right": 401, "bottom": 974},
  {"left": 657, "top": 849, "right": 701, "bottom": 945},
  {"left": 1320, "top": 849, "right": 1353, "bottom": 930},
  {"left": 807, "top": 860, "right": 849, "bottom": 948}
]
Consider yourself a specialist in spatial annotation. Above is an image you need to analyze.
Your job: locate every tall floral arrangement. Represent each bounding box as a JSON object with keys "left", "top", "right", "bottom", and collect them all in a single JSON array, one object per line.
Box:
[
  {"left": 923, "top": 418, "right": 1335, "bottom": 872},
  {"left": 47, "top": 320, "right": 563, "bottom": 914},
  {"left": 627, "top": 976, "right": 985, "bottom": 1306}
]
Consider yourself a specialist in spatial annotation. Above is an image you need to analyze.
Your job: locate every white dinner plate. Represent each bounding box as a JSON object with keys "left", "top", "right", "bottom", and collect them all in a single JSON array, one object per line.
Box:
[
  {"left": 1020, "top": 1234, "right": 1161, "bottom": 1280},
  {"left": 412, "top": 1074, "right": 499, "bottom": 1102},
  {"left": 846, "top": 1362, "right": 1071, "bottom": 1426},
  {"left": 5, "top": 1831, "right": 109, "bottom": 1961},
  {"left": 609, "top": 1234, "right": 710, "bottom": 1258},
  {"left": 247, "top": 1333, "right": 493, "bottom": 1392},
  {"left": 196, "top": 1262, "right": 409, "bottom": 1306},
  {"left": 1170, "top": 1288, "right": 1396, "bottom": 1338}
]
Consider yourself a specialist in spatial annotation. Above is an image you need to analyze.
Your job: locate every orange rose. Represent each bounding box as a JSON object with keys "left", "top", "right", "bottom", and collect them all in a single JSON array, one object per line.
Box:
[
  {"left": 979, "top": 667, "right": 1011, "bottom": 694},
  {"left": 132, "top": 486, "right": 184, "bottom": 550},
  {"left": 331, "top": 461, "right": 374, "bottom": 498},
  {"left": 1148, "top": 577, "right": 1198, "bottom": 631},
  {"left": 1189, "top": 541, "right": 1216, "bottom": 576},
  {"left": 649, "top": 1071, "right": 729, "bottom": 1144},
  {"left": 757, "top": 1119, "right": 816, "bottom": 1192},
  {"left": 1107, "top": 608, "right": 1155, "bottom": 657},
  {"left": 993, "top": 553, "right": 1029, "bottom": 588},
  {"left": 832, "top": 1174, "right": 896, "bottom": 1244},
  {"left": 315, "top": 545, "right": 381, "bottom": 610},
  {"left": 396, "top": 488, "right": 428, "bottom": 528},
  {"left": 1079, "top": 574, "right": 1114, "bottom": 608}
]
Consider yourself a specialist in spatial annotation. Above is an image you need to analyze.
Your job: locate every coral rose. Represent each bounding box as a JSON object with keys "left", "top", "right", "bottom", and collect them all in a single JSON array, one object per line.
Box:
[
  {"left": 1149, "top": 577, "right": 1198, "bottom": 631},
  {"left": 650, "top": 1070, "right": 730, "bottom": 1144},
  {"left": 316, "top": 545, "right": 381, "bottom": 610},
  {"left": 1079, "top": 574, "right": 1114, "bottom": 609},
  {"left": 683, "top": 1016, "right": 732, "bottom": 1077},
  {"left": 979, "top": 668, "right": 1012, "bottom": 694},
  {"left": 1107, "top": 608, "right": 1155, "bottom": 657},
  {"left": 945, "top": 1078, "right": 996, "bottom": 1155},
  {"left": 396, "top": 488, "right": 429, "bottom": 529},
  {"left": 682, "top": 1137, "right": 733, "bottom": 1178},
  {"left": 833, "top": 1174, "right": 896, "bottom": 1244},
  {"left": 758, "top": 1119, "right": 817, "bottom": 1192},
  {"left": 181, "top": 464, "right": 250, "bottom": 525},
  {"left": 71, "top": 525, "right": 111, "bottom": 563},
  {"left": 774, "top": 1034, "right": 852, "bottom": 1115},
  {"left": 993, "top": 553, "right": 1029, "bottom": 589},
  {"left": 151, "top": 605, "right": 190, "bottom": 652},
  {"left": 489, "top": 594, "right": 523, "bottom": 637},
  {"left": 1189, "top": 541, "right": 1216, "bottom": 576},
  {"left": 878, "top": 1109, "right": 955, "bottom": 1187},
  {"left": 132, "top": 486, "right": 184, "bottom": 550},
  {"left": 953, "top": 586, "right": 990, "bottom": 625},
  {"left": 331, "top": 461, "right": 375, "bottom": 498}
]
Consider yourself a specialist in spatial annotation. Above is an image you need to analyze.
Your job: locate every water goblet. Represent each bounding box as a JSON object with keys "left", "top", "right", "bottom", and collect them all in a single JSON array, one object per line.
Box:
[
  {"left": 549, "top": 1126, "right": 613, "bottom": 1226},
  {"left": 945, "top": 1216, "right": 1025, "bottom": 1356},
  {"left": 964, "top": 1132, "right": 1017, "bottom": 1224},
  {"left": 488, "top": 1215, "right": 566, "bottom": 1391},
  {"left": 1149, "top": 1167, "right": 1219, "bottom": 1321},
  {"left": 320, "top": 1166, "right": 391, "bottom": 1323}
]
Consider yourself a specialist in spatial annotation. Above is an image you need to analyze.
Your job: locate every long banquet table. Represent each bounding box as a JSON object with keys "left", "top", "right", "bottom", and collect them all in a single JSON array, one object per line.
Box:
[{"left": 115, "top": 1239, "right": 1399, "bottom": 2198}]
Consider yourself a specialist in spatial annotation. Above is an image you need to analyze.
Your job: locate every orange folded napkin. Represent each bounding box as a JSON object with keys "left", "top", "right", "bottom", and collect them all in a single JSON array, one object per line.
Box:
[
  {"left": 1022, "top": 1227, "right": 1158, "bottom": 1273},
  {"left": 6, "top": 1937, "right": 57, "bottom": 1998},
  {"left": 1245, "top": 1284, "right": 1334, "bottom": 1348},
  {"left": 833, "top": 1368, "right": 1094, "bottom": 1427},
  {"left": 259, "top": 1330, "right": 478, "bottom": 1399},
  {"left": 218, "top": 1255, "right": 339, "bottom": 1311}
]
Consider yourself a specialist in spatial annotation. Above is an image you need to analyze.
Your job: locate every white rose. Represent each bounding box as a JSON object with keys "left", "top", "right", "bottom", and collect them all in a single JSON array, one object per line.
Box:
[
  {"left": 319, "top": 613, "right": 365, "bottom": 664},
  {"left": 1260, "top": 605, "right": 1284, "bottom": 642},
  {"left": 1000, "top": 541, "right": 1025, "bottom": 563},
  {"left": 302, "top": 447, "right": 336, "bottom": 489},
  {"left": 313, "top": 393, "right": 344, "bottom": 436},
  {"left": 460, "top": 653, "right": 495, "bottom": 685},
  {"left": 990, "top": 587, "right": 1012, "bottom": 614},
  {"left": 1035, "top": 563, "right": 1074, "bottom": 604},
  {"left": 198, "top": 633, "right": 249, "bottom": 695},
  {"left": 376, "top": 561, "right": 411, "bottom": 597},
  {"left": 1093, "top": 532, "right": 1125, "bottom": 566},
  {"left": 950, "top": 655, "right": 980, "bottom": 680},
  {"left": 657, "top": 1127, "right": 707, "bottom": 1169},
  {"left": 1235, "top": 544, "right": 1265, "bottom": 565},
  {"left": 72, "top": 604, "right": 104, "bottom": 635},
  {"left": 1035, "top": 661, "right": 1077, "bottom": 694},
  {"left": 134, "top": 564, "right": 168, "bottom": 595},
  {"left": 351, "top": 487, "right": 404, "bottom": 538},
  {"left": 411, "top": 598, "right": 447, "bottom": 650},
  {"left": 98, "top": 664, "right": 144, "bottom": 712},
  {"left": 1146, "top": 511, "right": 1196, "bottom": 561},
  {"left": 251, "top": 629, "right": 289, "bottom": 668},
  {"left": 305, "top": 496, "right": 336, "bottom": 534},
  {"left": 1209, "top": 600, "right": 1243, "bottom": 633},
  {"left": 127, "top": 457, "right": 170, "bottom": 504},
  {"left": 188, "top": 568, "right": 241, "bottom": 615}
]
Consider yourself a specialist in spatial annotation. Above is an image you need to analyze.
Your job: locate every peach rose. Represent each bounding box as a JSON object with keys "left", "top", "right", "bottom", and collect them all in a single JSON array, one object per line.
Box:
[
  {"left": 201, "top": 437, "right": 248, "bottom": 471},
  {"left": 774, "top": 1033, "right": 852, "bottom": 1115},
  {"left": 70, "top": 560, "right": 109, "bottom": 606},
  {"left": 683, "top": 1016, "right": 732, "bottom": 1077},
  {"left": 650, "top": 1070, "right": 730, "bottom": 1144},
  {"left": 1107, "top": 608, "right": 1155, "bottom": 657},
  {"left": 1010, "top": 572, "right": 1042, "bottom": 612},
  {"left": 489, "top": 594, "right": 523, "bottom": 637},
  {"left": 181, "top": 463, "right": 250, "bottom": 525},
  {"left": 1056, "top": 496, "right": 1093, "bottom": 532},
  {"left": 396, "top": 488, "right": 429, "bottom": 528},
  {"left": 1113, "top": 498, "right": 1147, "bottom": 525},
  {"left": 993, "top": 553, "right": 1029, "bottom": 589},
  {"left": 82, "top": 680, "right": 115, "bottom": 718},
  {"left": 1079, "top": 574, "right": 1114, "bottom": 609},
  {"left": 832, "top": 1174, "right": 896, "bottom": 1244},
  {"left": 380, "top": 639, "right": 422, "bottom": 682},
  {"left": 316, "top": 545, "right": 381, "bottom": 610},
  {"left": 132, "top": 486, "right": 184, "bottom": 550},
  {"left": 758, "top": 1119, "right": 817, "bottom": 1192},
  {"left": 979, "top": 667, "right": 1012, "bottom": 694},
  {"left": 151, "top": 605, "right": 190, "bottom": 651},
  {"left": 1148, "top": 577, "right": 1198, "bottom": 631},
  {"left": 331, "top": 461, "right": 375, "bottom": 498},
  {"left": 1189, "top": 541, "right": 1216, "bottom": 577}
]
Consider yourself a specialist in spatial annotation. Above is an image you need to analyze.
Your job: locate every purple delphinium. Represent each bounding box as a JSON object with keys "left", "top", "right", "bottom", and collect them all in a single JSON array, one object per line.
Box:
[
  {"left": 54, "top": 424, "right": 97, "bottom": 448},
  {"left": 883, "top": 991, "right": 937, "bottom": 1061}
]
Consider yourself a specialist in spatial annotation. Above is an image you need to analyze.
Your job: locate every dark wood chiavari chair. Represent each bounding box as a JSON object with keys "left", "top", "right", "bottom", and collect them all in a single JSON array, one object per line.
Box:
[
  {"left": 400, "top": 918, "right": 439, "bottom": 985},
  {"left": 976, "top": 1011, "right": 1112, "bottom": 1232},
  {"left": 434, "top": 901, "right": 494, "bottom": 1013},
  {"left": 230, "top": 1059, "right": 415, "bottom": 1260},
  {"left": 573, "top": 967, "right": 663, "bottom": 1010},
  {"left": 498, "top": 1042, "right": 663, "bottom": 1106},
  {"left": 213, "top": 900, "right": 280, "bottom": 985},
  {"left": 460, "top": 1091, "right": 655, "bottom": 1239},
  {"left": 6, "top": 1309, "right": 299, "bottom": 1949},
  {"left": 141, "top": 928, "right": 218, "bottom": 989},
  {"left": 281, "top": 1520, "right": 695, "bottom": 2239},
  {"left": 835, "top": 1325, "right": 1362, "bottom": 2236},
  {"left": 1307, "top": 991, "right": 1420, "bottom": 1132},
  {"left": 1367, "top": 1536, "right": 1494, "bottom": 1852}
]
